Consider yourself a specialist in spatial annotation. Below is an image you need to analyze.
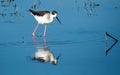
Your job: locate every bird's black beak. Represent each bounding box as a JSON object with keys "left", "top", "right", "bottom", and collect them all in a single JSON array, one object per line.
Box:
[{"left": 56, "top": 16, "right": 61, "bottom": 24}]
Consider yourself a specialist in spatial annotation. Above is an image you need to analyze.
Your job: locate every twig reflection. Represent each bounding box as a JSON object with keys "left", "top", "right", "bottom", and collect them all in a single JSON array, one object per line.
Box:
[
  {"left": 31, "top": 0, "right": 41, "bottom": 10},
  {"left": 84, "top": 0, "right": 100, "bottom": 16}
]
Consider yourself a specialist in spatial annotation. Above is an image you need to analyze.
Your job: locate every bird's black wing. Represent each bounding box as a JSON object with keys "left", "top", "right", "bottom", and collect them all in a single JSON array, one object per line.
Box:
[{"left": 29, "top": 9, "right": 50, "bottom": 16}]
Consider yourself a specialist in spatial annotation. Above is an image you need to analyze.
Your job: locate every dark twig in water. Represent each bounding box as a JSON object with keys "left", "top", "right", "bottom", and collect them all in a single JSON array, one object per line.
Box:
[
  {"left": 0, "top": 11, "right": 6, "bottom": 17},
  {"left": 105, "top": 32, "right": 118, "bottom": 56},
  {"left": 37, "top": 0, "right": 41, "bottom": 8}
]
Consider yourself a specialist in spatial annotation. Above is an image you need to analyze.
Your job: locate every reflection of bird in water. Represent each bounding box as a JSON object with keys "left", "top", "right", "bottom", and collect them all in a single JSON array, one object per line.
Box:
[
  {"left": 32, "top": 47, "right": 58, "bottom": 65},
  {"left": 31, "top": 36, "right": 60, "bottom": 65},
  {"left": 29, "top": 9, "right": 61, "bottom": 37}
]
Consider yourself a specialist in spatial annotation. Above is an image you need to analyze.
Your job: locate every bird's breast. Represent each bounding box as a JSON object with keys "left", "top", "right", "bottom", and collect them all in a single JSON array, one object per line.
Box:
[{"left": 34, "top": 14, "right": 53, "bottom": 24}]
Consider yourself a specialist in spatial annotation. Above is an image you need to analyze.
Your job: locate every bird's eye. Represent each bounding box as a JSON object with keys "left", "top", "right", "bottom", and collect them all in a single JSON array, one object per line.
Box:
[
  {"left": 52, "top": 12, "right": 55, "bottom": 15},
  {"left": 52, "top": 11, "right": 57, "bottom": 15}
]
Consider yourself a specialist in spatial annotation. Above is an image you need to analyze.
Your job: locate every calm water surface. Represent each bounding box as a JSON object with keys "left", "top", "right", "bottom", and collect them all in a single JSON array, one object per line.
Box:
[{"left": 0, "top": 0, "right": 120, "bottom": 75}]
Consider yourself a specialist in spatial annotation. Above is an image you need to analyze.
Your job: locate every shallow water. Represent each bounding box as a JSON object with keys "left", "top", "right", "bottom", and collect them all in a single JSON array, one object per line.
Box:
[{"left": 0, "top": 0, "right": 120, "bottom": 75}]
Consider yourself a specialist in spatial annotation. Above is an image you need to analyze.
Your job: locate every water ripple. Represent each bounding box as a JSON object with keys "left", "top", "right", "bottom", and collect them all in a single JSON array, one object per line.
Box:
[{"left": 0, "top": 37, "right": 104, "bottom": 48}]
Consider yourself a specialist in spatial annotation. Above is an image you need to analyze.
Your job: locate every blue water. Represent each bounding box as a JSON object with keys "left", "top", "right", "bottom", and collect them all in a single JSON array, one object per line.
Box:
[{"left": 0, "top": 0, "right": 120, "bottom": 75}]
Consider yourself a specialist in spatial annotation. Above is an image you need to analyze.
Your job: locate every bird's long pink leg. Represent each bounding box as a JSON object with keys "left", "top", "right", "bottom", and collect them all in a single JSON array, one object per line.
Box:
[
  {"left": 44, "top": 25, "right": 47, "bottom": 37},
  {"left": 44, "top": 36, "right": 47, "bottom": 46},
  {"left": 32, "top": 23, "right": 39, "bottom": 37},
  {"left": 32, "top": 35, "right": 39, "bottom": 49}
]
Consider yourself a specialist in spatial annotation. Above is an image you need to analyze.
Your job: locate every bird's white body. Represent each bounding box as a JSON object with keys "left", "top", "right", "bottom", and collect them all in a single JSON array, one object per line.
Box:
[{"left": 32, "top": 13, "right": 56, "bottom": 24}]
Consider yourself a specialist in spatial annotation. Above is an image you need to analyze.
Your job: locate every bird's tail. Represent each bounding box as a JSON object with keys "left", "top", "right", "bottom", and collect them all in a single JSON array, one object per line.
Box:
[
  {"left": 29, "top": 9, "right": 33, "bottom": 13},
  {"left": 29, "top": 9, "right": 36, "bottom": 15}
]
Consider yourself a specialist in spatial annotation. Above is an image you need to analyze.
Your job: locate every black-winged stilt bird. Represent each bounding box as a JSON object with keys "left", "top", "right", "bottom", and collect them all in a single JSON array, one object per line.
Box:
[{"left": 29, "top": 9, "right": 61, "bottom": 37}]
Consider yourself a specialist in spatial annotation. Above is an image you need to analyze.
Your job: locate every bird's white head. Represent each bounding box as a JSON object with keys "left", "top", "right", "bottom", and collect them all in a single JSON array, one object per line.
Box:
[
  {"left": 52, "top": 11, "right": 57, "bottom": 17},
  {"left": 51, "top": 59, "right": 57, "bottom": 65},
  {"left": 52, "top": 11, "right": 61, "bottom": 24}
]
